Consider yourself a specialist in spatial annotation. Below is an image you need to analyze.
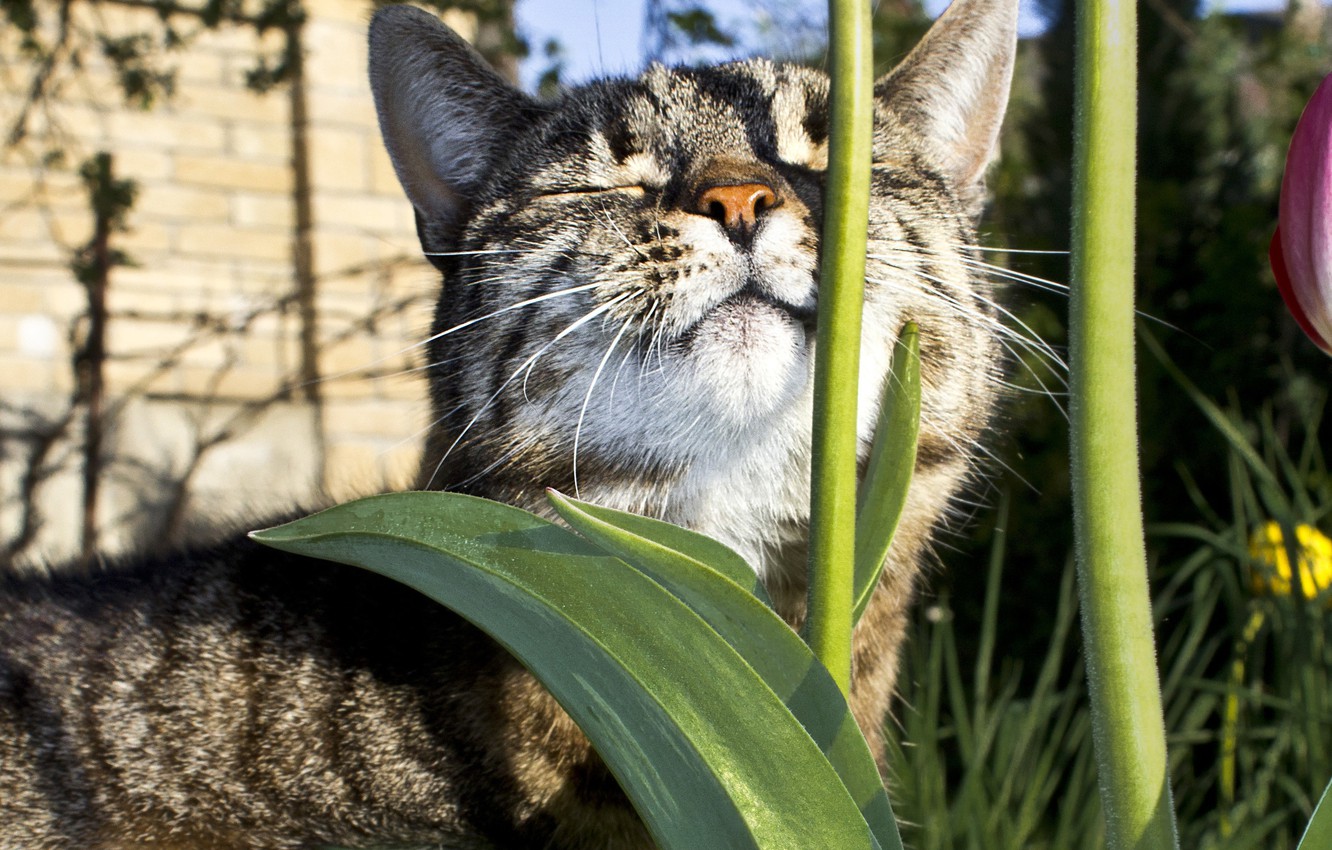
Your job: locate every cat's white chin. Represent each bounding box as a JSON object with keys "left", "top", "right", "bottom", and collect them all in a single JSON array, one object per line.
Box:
[{"left": 684, "top": 296, "right": 811, "bottom": 423}]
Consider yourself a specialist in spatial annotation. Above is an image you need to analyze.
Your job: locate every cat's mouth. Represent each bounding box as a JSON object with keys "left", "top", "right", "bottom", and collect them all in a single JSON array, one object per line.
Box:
[{"left": 680, "top": 280, "right": 817, "bottom": 345}]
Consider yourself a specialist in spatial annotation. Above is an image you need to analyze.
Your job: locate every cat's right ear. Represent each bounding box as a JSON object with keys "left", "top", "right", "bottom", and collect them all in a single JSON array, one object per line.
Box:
[
  {"left": 369, "top": 6, "right": 533, "bottom": 245},
  {"left": 874, "top": 0, "right": 1019, "bottom": 212}
]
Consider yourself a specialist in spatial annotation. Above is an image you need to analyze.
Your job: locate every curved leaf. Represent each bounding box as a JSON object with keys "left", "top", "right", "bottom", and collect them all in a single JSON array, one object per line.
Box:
[
  {"left": 547, "top": 490, "right": 903, "bottom": 850},
  {"left": 1298, "top": 775, "right": 1332, "bottom": 850},
  {"left": 544, "top": 491, "right": 773, "bottom": 609},
  {"left": 252, "top": 493, "right": 877, "bottom": 850},
  {"left": 854, "top": 322, "right": 921, "bottom": 623}
]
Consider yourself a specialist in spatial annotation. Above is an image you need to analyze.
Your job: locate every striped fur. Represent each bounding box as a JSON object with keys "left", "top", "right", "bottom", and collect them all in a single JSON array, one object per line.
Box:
[{"left": 0, "top": 1, "right": 1019, "bottom": 847}]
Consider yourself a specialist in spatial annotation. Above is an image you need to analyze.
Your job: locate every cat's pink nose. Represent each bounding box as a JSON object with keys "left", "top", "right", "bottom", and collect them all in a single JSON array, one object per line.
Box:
[{"left": 694, "top": 182, "right": 779, "bottom": 237}]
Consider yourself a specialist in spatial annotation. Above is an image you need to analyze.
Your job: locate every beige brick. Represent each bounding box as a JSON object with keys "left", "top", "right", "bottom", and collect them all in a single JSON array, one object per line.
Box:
[
  {"left": 242, "top": 332, "right": 301, "bottom": 373},
  {"left": 41, "top": 281, "right": 87, "bottom": 318},
  {"left": 178, "top": 364, "right": 280, "bottom": 399},
  {"left": 106, "top": 317, "right": 195, "bottom": 356},
  {"left": 65, "top": 66, "right": 128, "bottom": 110},
  {"left": 192, "top": 22, "right": 281, "bottom": 55},
  {"left": 0, "top": 315, "right": 19, "bottom": 351},
  {"left": 106, "top": 111, "right": 227, "bottom": 152},
  {"left": 231, "top": 193, "right": 293, "bottom": 229},
  {"left": 231, "top": 260, "right": 294, "bottom": 297},
  {"left": 369, "top": 145, "right": 403, "bottom": 196},
  {"left": 1, "top": 262, "right": 78, "bottom": 293},
  {"left": 176, "top": 335, "right": 239, "bottom": 370},
  {"left": 317, "top": 287, "right": 381, "bottom": 322},
  {"left": 322, "top": 399, "right": 394, "bottom": 438},
  {"left": 136, "top": 184, "right": 230, "bottom": 221},
  {"left": 440, "top": 9, "right": 480, "bottom": 42},
  {"left": 105, "top": 357, "right": 177, "bottom": 396},
  {"left": 306, "top": 90, "right": 376, "bottom": 129},
  {"left": 314, "top": 193, "right": 403, "bottom": 234},
  {"left": 304, "top": 20, "right": 369, "bottom": 92},
  {"left": 308, "top": 128, "right": 368, "bottom": 192},
  {"left": 42, "top": 102, "right": 108, "bottom": 139},
  {"left": 317, "top": 371, "right": 380, "bottom": 399},
  {"left": 180, "top": 85, "right": 289, "bottom": 126},
  {"left": 315, "top": 0, "right": 378, "bottom": 26},
  {"left": 0, "top": 240, "right": 65, "bottom": 265},
  {"left": 174, "top": 51, "right": 228, "bottom": 87},
  {"left": 0, "top": 209, "right": 50, "bottom": 243},
  {"left": 228, "top": 124, "right": 290, "bottom": 161},
  {"left": 143, "top": 258, "right": 237, "bottom": 301},
  {"left": 118, "top": 220, "right": 173, "bottom": 254},
  {"left": 0, "top": 355, "right": 63, "bottom": 391},
  {"left": 318, "top": 336, "right": 377, "bottom": 375},
  {"left": 0, "top": 283, "right": 48, "bottom": 312},
  {"left": 106, "top": 286, "right": 178, "bottom": 317},
  {"left": 375, "top": 370, "right": 427, "bottom": 403},
  {"left": 175, "top": 154, "right": 292, "bottom": 193},
  {"left": 312, "top": 230, "right": 371, "bottom": 276},
  {"left": 116, "top": 149, "right": 175, "bottom": 182},
  {"left": 81, "top": 2, "right": 161, "bottom": 34},
  {"left": 0, "top": 167, "right": 42, "bottom": 204},
  {"left": 46, "top": 209, "right": 96, "bottom": 246},
  {"left": 317, "top": 264, "right": 378, "bottom": 296}
]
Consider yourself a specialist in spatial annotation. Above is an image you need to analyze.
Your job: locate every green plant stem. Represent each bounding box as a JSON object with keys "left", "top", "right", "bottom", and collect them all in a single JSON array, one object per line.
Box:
[
  {"left": 806, "top": 0, "right": 873, "bottom": 695},
  {"left": 1069, "top": 0, "right": 1179, "bottom": 846}
]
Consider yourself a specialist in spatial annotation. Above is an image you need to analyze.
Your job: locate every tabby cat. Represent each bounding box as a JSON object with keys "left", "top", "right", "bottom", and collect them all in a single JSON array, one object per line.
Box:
[{"left": 0, "top": 0, "right": 1018, "bottom": 847}]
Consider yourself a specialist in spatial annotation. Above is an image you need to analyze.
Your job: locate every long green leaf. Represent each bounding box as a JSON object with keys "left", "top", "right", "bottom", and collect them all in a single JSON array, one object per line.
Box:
[
  {"left": 1297, "top": 776, "right": 1332, "bottom": 850},
  {"left": 542, "top": 491, "right": 773, "bottom": 609},
  {"left": 1139, "top": 326, "right": 1281, "bottom": 495},
  {"left": 546, "top": 490, "right": 903, "bottom": 850},
  {"left": 853, "top": 322, "right": 921, "bottom": 624},
  {"left": 253, "top": 492, "right": 877, "bottom": 850}
]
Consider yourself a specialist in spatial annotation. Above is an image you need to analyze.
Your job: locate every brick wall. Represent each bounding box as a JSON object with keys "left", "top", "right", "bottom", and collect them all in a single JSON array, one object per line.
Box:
[{"left": 0, "top": 0, "right": 476, "bottom": 565}]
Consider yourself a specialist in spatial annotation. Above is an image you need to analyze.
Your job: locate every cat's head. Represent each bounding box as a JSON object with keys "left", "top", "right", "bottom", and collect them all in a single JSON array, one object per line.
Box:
[{"left": 368, "top": 1, "right": 1017, "bottom": 565}]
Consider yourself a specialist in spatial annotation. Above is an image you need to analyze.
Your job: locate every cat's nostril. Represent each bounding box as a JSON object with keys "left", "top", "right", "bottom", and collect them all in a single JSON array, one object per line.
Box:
[{"left": 694, "top": 183, "right": 780, "bottom": 237}]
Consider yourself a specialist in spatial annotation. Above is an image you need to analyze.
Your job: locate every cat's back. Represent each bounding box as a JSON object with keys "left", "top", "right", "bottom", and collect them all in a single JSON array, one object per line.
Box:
[{"left": 0, "top": 533, "right": 518, "bottom": 850}]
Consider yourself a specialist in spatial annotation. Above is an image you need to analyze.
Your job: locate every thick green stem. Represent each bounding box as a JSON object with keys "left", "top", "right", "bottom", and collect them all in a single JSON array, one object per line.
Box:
[
  {"left": 1069, "top": 0, "right": 1179, "bottom": 846},
  {"left": 807, "top": 0, "right": 872, "bottom": 695}
]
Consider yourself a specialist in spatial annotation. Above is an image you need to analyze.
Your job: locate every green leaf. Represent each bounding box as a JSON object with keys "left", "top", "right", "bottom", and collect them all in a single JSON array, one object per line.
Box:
[
  {"left": 1297, "top": 775, "right": 1332, "bottom": 850},
  {"left": 546, "top": 490, "right": 903, "bottom": 850},
  {"left": 853, "top": 322, "right": 922, "bottom": 624},
  {"left": 253, "top": 492, "right": 878, "bottom": 850},
  {"left": 544, "top": 490, "right": 773, "bottom": 608}
]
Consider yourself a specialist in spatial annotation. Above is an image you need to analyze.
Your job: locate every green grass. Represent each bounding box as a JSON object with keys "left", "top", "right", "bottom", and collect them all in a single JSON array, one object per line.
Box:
[{"left": 886, "top": 387, "right": 1332, "bottom": 849}]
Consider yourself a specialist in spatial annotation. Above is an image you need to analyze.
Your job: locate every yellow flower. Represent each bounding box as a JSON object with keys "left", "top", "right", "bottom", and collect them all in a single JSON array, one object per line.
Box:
[{"left": 1248, "top": 521, "right": 1332, "bottom": 603}]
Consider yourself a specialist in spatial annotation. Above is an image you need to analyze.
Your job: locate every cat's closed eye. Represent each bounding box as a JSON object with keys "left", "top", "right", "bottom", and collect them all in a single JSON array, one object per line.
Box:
[{"left": 531, "top": 185, "right": 647, "bottom": 201}]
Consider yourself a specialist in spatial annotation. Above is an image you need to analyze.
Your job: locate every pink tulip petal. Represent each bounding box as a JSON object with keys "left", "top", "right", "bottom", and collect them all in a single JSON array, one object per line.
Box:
[
  {"left": 1273, "top": 74, "right": 1332, "bottom": 357},
  {"left": 1277, "top": 74, "right": 1332, "bottom": 355},
  {"left": 1272, "top": 227, "right": 1332, "bottom": 354}
]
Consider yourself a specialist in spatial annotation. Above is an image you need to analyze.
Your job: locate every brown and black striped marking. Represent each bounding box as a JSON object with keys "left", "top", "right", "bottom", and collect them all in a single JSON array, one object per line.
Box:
[{"left": 1, "top": 0, "right": 1019, "bottom": 847}]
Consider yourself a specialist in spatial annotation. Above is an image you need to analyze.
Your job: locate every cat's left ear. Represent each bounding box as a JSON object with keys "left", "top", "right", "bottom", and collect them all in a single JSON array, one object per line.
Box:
[
  {"left": 369, "top": 5, "right": 535, "bottom": 244},
  {"left": 876, "top": 0, "right": 1020, "bottom": 209}
]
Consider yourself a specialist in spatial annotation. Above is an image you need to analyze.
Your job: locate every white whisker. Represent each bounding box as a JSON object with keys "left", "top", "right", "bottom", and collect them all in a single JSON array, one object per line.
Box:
[
  {"left": 422, "top": 293, "right": 633, "bottom": 490},
  {"left": 573, "top": 313, "right": 636, "bottom": 497}
]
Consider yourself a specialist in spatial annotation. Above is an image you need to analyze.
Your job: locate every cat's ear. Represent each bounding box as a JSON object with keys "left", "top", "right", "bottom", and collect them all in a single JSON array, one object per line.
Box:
[
  {"left": 875, "top": 0, "right": 1019, "bottom": 204},
  {"left": 369, "top": 5, "right": 533, "bottom": 237}
]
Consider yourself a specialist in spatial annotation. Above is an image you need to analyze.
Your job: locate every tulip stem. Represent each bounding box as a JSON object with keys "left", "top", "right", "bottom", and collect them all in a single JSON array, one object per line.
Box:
[
  {"left": 805, "top": 0, "right": 873, "bottom": 695},
  {"left": 1069, "top": 0, "right": 1180, "bottom": 846}
]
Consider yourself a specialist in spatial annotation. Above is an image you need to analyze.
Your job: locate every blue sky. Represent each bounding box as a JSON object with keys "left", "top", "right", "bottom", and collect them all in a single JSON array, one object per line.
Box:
[{"left": 514, "top": 0, "right": 1290, "bottom": 90}]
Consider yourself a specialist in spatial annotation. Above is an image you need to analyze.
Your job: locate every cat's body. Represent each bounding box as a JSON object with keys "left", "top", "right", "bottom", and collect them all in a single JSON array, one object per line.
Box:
[{"left": 0, "top": 1, "right": 1019, "bottom": 847}]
